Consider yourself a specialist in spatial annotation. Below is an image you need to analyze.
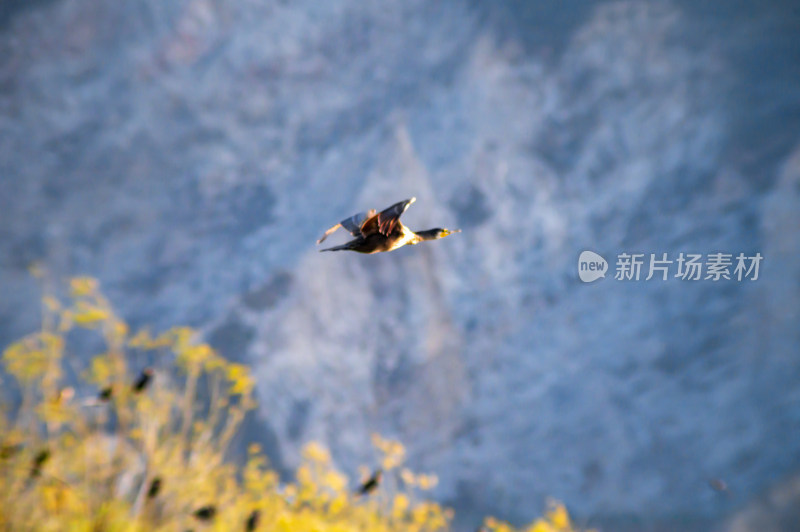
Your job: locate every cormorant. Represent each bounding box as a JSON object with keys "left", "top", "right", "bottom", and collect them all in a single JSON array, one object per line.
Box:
[
  {"left": 98, "top": 386, "right": 113, "bottom": 402},
  {"left": 192, "top": 505, "right": 216, "bottom": 521},
  {"left": 355, "top": 469, "right": 382, "bottom": 496},
  {"left": 317, "top": 198, "right": 459, "bottom": 254},
  {"left": 708, "top": 478, "right": 730, "bottom": 495},
  {"left": 132, "top": 368, "right": 154, "bottom": 393},
  {"left": 30, "top": 449, "right": 51, "bottom": 478},
  {"left": 245, "top": 509, "right": 260, "bottom": 531},
  {"left": 147, "top": 477, "right": 162, "bottom": 499}
]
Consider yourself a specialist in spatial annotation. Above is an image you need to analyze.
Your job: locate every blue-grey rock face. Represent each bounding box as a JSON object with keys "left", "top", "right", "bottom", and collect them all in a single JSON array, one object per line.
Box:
[{"left": 1, "top": 0, "right": 799, "bottom": 529}]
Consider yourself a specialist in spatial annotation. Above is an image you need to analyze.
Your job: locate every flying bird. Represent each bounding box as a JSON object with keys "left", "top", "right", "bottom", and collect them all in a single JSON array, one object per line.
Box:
[
  {"left": 317, "top": 198, "right": 459, "bottom": 254},
  {"left": 147, "top": 477, "right": 162, "bottom": 499},
  {"left": 708, "top": 478, "right": 731, "bottom": 496},
  {"left": 193, "top": 505, "right": 217, "bottom": 521},
  {"left": 245, "top": 509, "right": 261, "bottom": 531},
  {"left": 98, "top": 386, "right": 113, "bottom": 402},
  {"left": 132, "top": 368, "right": 154, "bottom": 393},
  {"left": 355, "top": 469, "right": 382, "bottom": 496},
  {"left": 30, "top": 449, "right": 51, "bottom": 478}
]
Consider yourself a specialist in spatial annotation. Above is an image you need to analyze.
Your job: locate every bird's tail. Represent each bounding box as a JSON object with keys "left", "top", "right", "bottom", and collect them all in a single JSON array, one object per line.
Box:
[{"left": 319, "top": 243, "right": 351, "bottom": 252}]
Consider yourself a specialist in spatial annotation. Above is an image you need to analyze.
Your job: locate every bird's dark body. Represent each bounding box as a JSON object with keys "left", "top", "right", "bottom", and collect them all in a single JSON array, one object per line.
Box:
[
  {"left": 132, "top": 368, "right": 153, "bottom": 393},
  {"left": 30, "top": 449, "right": 51, "bottom": 478},
  {"left": 356, "top": 469, "right": 382, "bottom": 496},
  {"left": 98, "top": 386, "right": 113, "bottom": 401},
  {"left": 193, "top": 505, "right": 216, "bottom": 520},
  {"left": 147, "top": 477, "right": 162, "bottom": 498},
  {"left": 245, "top": 509, "right": 261, "bottom": 531},
  {"left": 324, "top": 227, "right": 405, "bottom": 254}
]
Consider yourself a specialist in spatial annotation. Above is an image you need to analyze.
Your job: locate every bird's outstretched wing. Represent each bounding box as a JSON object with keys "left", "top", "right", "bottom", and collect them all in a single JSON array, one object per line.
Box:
[
  {"left": 316, "top": 209, "right": 376, "bottom": 244},
  {"left": 317, "top": 198, "right": 415, "bottom": 244},
  {"left": 372, "top": 197, "right": 415, "bottom": 236}
]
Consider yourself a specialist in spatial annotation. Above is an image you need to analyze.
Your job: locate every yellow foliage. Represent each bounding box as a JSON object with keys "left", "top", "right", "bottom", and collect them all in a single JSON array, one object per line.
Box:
[
  {"left": 303, "top": 441, "right": 332, "bottom": 464},
  {"left": 323, "top": 470, "right": 347, "bottom": 493},
  {"left": 3, "top": 338, "right": 49, "bottom": 383},
  {"left": 484, "top": 499, "right": 590, "bottom": 532},
  {"left": 546, "top": 500, "right": 571, "bottom": 530},
  {"left": 392, "top": 494, "right": 410, "bottom": 519},
  {"left": 527, "top": 521, "right": 555, "bottom": 532},
  {"left": 72, "top": 302, "right": 110, "bottom": 327},
  {"left": 417, "top": 473, "right": 438, "bottom": 491},
  {"left": 0, "top": 276, "right": 587, "bottom": 532},
  {"left": 226, "top": 362, "right": 255, "bottom": 395},
  {"left": 86, "top": 354, "right": 113, "bottom": 385},
  {"left": 42, "top": 296, "right": 61, "bottom": 312},
  {"left": 69, "top": 277, "right": 98, "bottom": 297},
  {"left": 371, "top": 433, "right": 406, "bottom": 471}
]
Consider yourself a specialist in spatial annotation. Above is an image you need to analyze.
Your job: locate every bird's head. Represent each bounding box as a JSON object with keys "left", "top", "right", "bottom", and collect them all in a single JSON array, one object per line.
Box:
[{"left": 417, "top": 228, "right": 461, "bottom": 241}]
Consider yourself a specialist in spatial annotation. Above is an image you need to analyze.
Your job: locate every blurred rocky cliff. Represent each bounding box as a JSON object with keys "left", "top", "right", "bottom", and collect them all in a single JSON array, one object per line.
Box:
[{"left": 1, "top": 0, "right": 799, "bottom": 529}]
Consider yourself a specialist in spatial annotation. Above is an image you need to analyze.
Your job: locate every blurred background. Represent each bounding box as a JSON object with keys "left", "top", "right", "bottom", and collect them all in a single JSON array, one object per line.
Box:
[{"left": 1, "top": 0, "right": 799, "bottom": 530}]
